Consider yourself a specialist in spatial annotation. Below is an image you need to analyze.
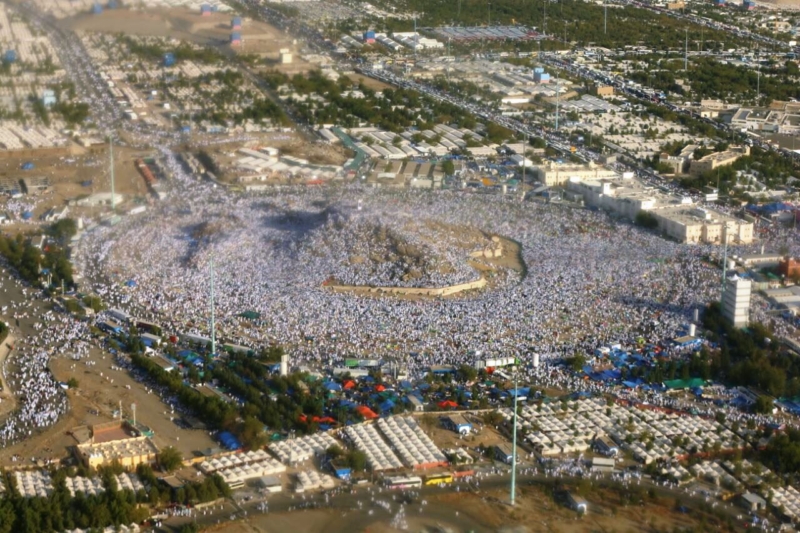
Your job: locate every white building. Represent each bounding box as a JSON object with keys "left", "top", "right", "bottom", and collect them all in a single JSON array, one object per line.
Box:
[{"left": 722, "top": 277, "right": 752, "bottom": 328}]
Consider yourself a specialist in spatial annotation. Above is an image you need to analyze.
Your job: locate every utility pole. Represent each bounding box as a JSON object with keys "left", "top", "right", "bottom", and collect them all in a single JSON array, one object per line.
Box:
[
  {"left": 414, "top": 15, "right": 418, "bottom": 61},
  {"left": 109, "top": 138, "right": 116, "bottom": 213},
  {"left": 543, "top": 0, "right": 547, "bottom": 37},
  {"left": 522, "top": 133, "right": 528, "bottom": 184},
  {"left": 721, "top": 231, "right": 730, "bottom": 295},
  {"left": 488, "top": 2, "right": 491, "bottom": 27},
  {"left": 604, "top": 0, "right": 607, "bottom": 35},
  {"left": 510, "top": 367, "right": 519, "bottom": 506},
  {"left": 684, "top": 28, "right": 688, "bottom": 71},
  {"left": 210, "top": 257, "right": 216, "bottom": 357},
  {"left": 555, "top": 73, "right": 560, "bottom": 131},
  {"left": 756, "top": 46, "right": 761, "bottom": 104}
]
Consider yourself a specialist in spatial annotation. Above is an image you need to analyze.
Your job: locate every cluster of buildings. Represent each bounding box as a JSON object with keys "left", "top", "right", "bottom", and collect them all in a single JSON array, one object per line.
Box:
[
  {"left": 728, "top": 102, "right": 800, "bottom": 136},
  {"left": 230, "top": 146, "right": 344, "bottom": 184},
  {"left": 70, "top": 420, "right": 161, "bottom": 469},
  {"left": 502, "top": 397, "right": 744, "bottom": 464},
  {"left": 345, "top": 31, "right": 444, "bottom": 53},
  {"left": 556, "top": 163, "right": 754, "bottom": 244},
  {"left": 432, "top": 26, "right": 541, "bottom": 42}
]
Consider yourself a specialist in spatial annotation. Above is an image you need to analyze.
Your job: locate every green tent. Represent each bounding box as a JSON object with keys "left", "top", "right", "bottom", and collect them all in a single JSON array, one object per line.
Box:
[
  {"left": 239, "top": 311, "right": 261, "bottom": 320},
  {"left": 664, "top": 378, "right": 705, "bottom": 390}
]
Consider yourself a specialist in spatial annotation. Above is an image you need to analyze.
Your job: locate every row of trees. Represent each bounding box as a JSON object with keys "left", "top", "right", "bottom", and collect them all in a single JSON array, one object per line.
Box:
[
  {"left": 703, "top": 302, "right": 800, "bottom": 398},
  {"left": 685, "top": 145, "right": 800, "bottom": 194},
  {"left": 381, "top": 0, "right": 731, "bottom": 51},
  {"left": 0, "top": 464, "right": 231, "bottom": 533},
  {"left": 265, "top": 70, "right": 513, "bottom": 142},
  {"left": 0, "top": 232, "right": 74, "bottom": 288}
]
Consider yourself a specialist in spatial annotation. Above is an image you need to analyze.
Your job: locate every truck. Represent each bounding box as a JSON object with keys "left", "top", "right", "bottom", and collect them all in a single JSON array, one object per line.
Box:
[
  {"left": 97, "top": 319, "right": 123, "bottom": 335},
  {"left": 473, "top": 356, "right": 517, "bottom": 370}
]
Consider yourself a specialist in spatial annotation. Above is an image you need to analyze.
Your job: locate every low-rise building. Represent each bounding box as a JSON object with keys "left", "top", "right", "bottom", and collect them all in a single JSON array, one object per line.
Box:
[
  {"left": 650, "top": 207, "right": 754, "bottom": 245},
  {"left": 689, "top": 147, "right": 749, "bottom": 177},
  {"left": 566, "top": 174, "right": 754, "bottom": 244},
  {"left": 779, "top": 258, "right": 800, "bottom": 278},
  {"left": 536, "top": 161, "right": 618, "bottom": 187},
  {"left": 493, "top": 443, "right": 514, "bottom": 464},
  {"left": 443, "top": 414, "right": 472, "bottom": 436},
  {"left": 75, "top": 436, "right": 160, "bottom": 469},
  {"left": 740, "top": 492, "right": 767, "bottom": 512}
]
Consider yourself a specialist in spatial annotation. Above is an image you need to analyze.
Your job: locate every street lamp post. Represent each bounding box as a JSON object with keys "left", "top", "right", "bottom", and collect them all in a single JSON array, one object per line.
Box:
[{"left": 510, "top": 365, "right": 519, "bottom": 506}]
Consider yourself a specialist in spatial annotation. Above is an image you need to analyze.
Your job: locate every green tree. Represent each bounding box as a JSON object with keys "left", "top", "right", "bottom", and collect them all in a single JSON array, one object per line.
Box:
[
  {"left": 635, "top": 211, "right": 659, "bottom": 229},
  {"left": 158, "top": 446, "right": 184, "bottom": 472},
  {"left": 345, "top": 450, "right": 368, "bottom": 471},
  {"left": 441, "top": 159, "right": 455, "bottom": 176},
  {"left": 47, "top": 218, "right": 78, "bottom": 244},
  {"left": 754, "top": 395, "right": 774, "bottom": 414}
]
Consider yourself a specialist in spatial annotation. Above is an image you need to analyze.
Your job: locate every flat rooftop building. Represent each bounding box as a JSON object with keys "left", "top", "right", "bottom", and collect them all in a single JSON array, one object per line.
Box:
[
  {"left": 536, "top": 161, "right": 618, "bottom": 187},
  {"left": 75, "top": 435, "right": 159, "bottom": 469},
  {"left": 566, "top": 175, "right": 754, "bottom": 244}
]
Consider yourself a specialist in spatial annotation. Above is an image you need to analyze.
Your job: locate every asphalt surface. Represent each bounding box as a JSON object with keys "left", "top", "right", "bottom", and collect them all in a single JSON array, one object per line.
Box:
[{"left": 160, "top": 469, "right": 750, "bottom": 533}]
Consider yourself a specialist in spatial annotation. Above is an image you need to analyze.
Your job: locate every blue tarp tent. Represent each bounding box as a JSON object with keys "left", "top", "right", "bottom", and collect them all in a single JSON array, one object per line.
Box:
[
  {"left": 219, "top": 431, "right": 241, "bottom": 450},
  {"left": 21, "top": 162, "right": 33, "bottom": 170},
  {"left": 125, "top": 280, "right": 137, "bottom": 287},
  {"left": 324, "top": 381, "right": 342, "bottom": 392}
]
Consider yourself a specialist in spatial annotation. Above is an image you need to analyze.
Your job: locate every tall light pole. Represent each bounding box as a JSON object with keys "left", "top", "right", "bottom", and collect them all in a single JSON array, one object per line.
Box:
[
  {"left": 488, "top": 2, "right": 491, "bottom": 27},
  {"left": 522, "top": 133, "right": 528, "bottom": 184},
  {"left": 604, "top": 0, "right": 607, "bottom": 35},
  {"left": 684, "top": 28, "right": 688, "bottom": 71},
  {"left": 543, "top": 0, "right": 547, "bottom": 37},
  {"left": 109, "top": 138, "right": 116, "bottom": 213},
  {"left": 510, "top": 366, "right": 519, "bottom": 506},
  {"left": 210, "top": 256, "right": 216, "bottom": 357},
  {"left": 555, "top": 73, "right": 560, "bottom": 131},
  {"left": 756, "top": 46, "right": 761, "bottom": 104},
  {"left": 721, "top": 226, "right": 732, "bottom": 296}
]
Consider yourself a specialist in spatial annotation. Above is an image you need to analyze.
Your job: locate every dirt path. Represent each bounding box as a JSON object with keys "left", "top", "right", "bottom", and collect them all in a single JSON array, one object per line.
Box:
[{"left": 0, "top": 333, "right": 17, "bottom": 418}]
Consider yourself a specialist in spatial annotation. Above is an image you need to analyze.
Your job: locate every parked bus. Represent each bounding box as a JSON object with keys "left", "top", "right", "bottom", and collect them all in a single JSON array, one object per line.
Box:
[
  {"left": 106, "top": 308, "right": 130, "bottom": 325},
  {"left": 180, "top": 332, "right": 212, "bottom": 347},
  {"left": 424, "top": 473, "right": 454, "bottom": 486},
  {"left": 384, "top": 476, "right": 422, "bottom": 490},
  {"left": 135, "top": 319, "right": 162, "bottom": 336},
  {"left": 97, "top": 319, "right": 122, "bottom": 335}
]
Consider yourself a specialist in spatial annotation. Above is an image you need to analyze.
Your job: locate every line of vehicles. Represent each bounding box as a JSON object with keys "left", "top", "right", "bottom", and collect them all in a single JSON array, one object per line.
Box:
[
  {"left": 540, "top": 53, "right": 800, "bottom": 166},
  {"left": 384, "top": 472, "right": 463, "bottom": 490},
  {"left": 95, "top": 308, "right": 257, "bottom": 356}
]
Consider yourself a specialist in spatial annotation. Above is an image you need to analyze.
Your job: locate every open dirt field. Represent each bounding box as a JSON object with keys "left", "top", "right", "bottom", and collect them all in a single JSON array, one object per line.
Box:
[
  {"left": 0, "top": 266, "right": 216, "bottom": 466},
  {"left": 0, "top": 145, "right": 154, "bottom": 231},
  {"left": 346, "top": 74, "right": 394, "bottom": 92},
  {"left": 203, "top": 483, "right": 734, "bottom": 533},
  {"left": 63, "top": 7, "right": 310, "bottom": 68},
  {"left": 756, "top": 0, "right": 800, "bottom": 8},
  {"left": 0, "top": 342, "right": 217, "bottom": 467},
  {"left": 418, "top": 412, "right": 510, "bottom": 455}
]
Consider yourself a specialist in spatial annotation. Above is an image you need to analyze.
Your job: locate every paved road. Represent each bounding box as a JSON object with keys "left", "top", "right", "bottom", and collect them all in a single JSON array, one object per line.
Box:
[{"left": 160, "top": 469, "right": 749, "bottom": 532}]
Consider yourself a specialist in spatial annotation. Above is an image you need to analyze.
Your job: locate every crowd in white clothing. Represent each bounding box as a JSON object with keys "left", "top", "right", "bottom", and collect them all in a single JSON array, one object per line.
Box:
[{"left": 73, "top": 149, "right": 725, "bottom": 380}]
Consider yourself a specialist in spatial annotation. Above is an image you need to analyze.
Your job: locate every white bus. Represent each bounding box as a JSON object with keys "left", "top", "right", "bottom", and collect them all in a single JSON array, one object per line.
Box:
[
  {"left": 384, "top": 476, "right": 422, "bottom": 490},
  {"left": 106, "top": 308, "right": 131, "bottom": 325}
]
